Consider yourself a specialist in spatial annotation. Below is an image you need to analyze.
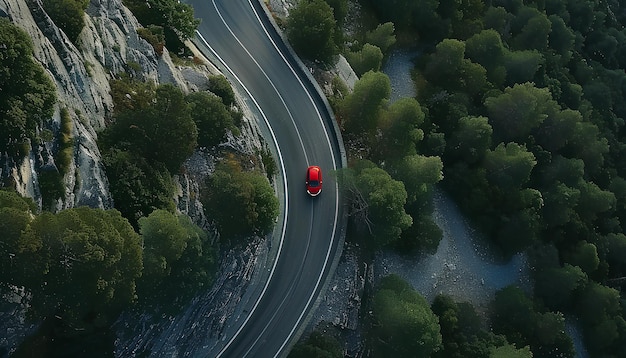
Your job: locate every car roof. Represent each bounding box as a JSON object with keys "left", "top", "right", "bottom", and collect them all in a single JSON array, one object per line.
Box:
[{"left": 308, "top": 166, "right": 321, "bottom": 179}]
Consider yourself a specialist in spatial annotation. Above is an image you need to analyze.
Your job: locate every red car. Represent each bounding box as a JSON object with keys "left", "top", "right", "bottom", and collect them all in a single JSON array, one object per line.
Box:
[{"left": 306, "top": 165, "right": 322, "bottom": 196}]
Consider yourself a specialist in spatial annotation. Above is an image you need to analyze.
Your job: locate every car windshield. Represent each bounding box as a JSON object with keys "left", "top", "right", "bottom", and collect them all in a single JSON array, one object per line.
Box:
[{"left": 309, "top": 180, "right": 319, "bottom": 187}]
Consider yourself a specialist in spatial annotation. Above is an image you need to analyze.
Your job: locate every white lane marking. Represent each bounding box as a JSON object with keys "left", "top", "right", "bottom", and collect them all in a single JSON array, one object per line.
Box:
[
  {"left": 240, "top": 200, "right": 316, "bottom": 357},
  {"left": 243, "top": 2, "right": 342, "bottom": 356},
  {"left": 202, "top": 1, "right": 342, "bottom": 356},
  {"left": 194, "top": 17, "right": 290, "bottom": 358},
  {"left": 208, "top": 0, "right": 309, "bottom": 165}
]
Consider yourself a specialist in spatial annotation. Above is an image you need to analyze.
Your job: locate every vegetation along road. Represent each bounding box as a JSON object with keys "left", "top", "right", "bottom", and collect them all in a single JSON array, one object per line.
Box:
[{"left": 188, "top": 0, "right": 347, "bottom": 357}]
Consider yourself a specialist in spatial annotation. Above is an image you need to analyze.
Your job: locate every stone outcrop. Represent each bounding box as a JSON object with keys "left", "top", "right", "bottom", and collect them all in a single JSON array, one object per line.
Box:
[
  {"left": 0, "top": 0, "right": 245, "bottom": 210},
  {"left": 0, "top": 0, "right": 271, "bottom": 354}
]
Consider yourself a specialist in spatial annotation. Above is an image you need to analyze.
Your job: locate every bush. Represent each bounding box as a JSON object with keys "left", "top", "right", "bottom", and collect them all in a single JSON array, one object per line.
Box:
[
  {"left": 38, "top": 168, "right": 64, "bottom": 209},
  {"left": 208, "top": 75, "right": 236, "bottom": 107},
  {"left": 288, "top": 330, "right": 343, "bottom": 358},
  {"left": 102, "top": 149, "right": 176, "bottom": 228},
  {"left": 345, "top": 43, "right": 383, "bottom": 76},
  {"left": 202, "top": 154, "right": 279, "bottom": 243},
  {"left": 286, "top": 0, "right": 338, "bottom": 64},
  {"left": 186, "top": 91, "right": 234, "bottom": 148},
  {"left": 368, "top": 274, "right": 442, "bottom": 357},
  {"left": 43, "top": 0, "right": 89, "bottom": 43},
  {"left": 137, "top": 210, "right": 218, "bottom": 307},
  {"left": 0, "top": 18, "right": 56, "bottom": 158},
  {"left": 55, "top": 108, "right": 74, "bottom": 176},
  {"left": 137, "top": 25, "right": 165, "bottom": 55}
]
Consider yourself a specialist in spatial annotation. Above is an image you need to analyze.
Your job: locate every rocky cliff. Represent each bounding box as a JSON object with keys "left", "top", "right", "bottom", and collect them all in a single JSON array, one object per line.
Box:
[
  {"left": 0, "top": 0, "right": 270, "bottom": 354},
  {"left": 0, "top": 0, "right": 262, "bottom": 213}
]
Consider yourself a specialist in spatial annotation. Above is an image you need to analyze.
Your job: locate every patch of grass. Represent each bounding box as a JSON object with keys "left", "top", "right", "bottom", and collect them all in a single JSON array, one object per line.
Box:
[{"left": 84, "top": 61, "right": 94, "bottom": 77}]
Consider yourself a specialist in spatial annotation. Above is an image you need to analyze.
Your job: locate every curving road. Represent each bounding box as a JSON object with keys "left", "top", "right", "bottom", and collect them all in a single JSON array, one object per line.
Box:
[{"left": 187, "top": 1, "right": 346, "bottom": 357}]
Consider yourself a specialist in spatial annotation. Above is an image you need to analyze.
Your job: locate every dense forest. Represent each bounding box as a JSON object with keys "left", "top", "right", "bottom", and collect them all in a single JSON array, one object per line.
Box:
[
  {"left": 285, "top": 0, "right": 626, "bottom": 357},
  {"left": 0, "top": 1, "right": 279, "bottom": 355},
  {"left": 3, "top": 0, "right": 626, "bottom": 356}
]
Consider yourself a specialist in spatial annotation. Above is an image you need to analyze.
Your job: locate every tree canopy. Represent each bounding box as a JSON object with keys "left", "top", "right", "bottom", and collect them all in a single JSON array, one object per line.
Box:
[
  {"left": 0, "top": 192, "right": 143, "bottom": 331},
  {"left": 340, "top": 71, "right": 391, "bottom": 134},
  {"left": 123, "top": 0, "right": 200, "bottom": 40},
  {"left": 0, "top": 18, "right": 56, "bottom": 158},
  {"left": 202, "top": 154, "right": 279, "bottom": 242},
  {"left": 138, "top": 209, "right": 217, "bottom": 306},
  {"left": 287, "top": 0, "right": 338, "bottom": 65},
  {"left": 368, "top": 275, "right": 442, "bottom": 357},
  {"left": 340, "top": 161, "right": 412, "bottom": 249}
]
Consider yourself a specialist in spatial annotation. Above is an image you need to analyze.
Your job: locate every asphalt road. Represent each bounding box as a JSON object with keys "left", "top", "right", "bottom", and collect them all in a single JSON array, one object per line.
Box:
[{"left": 187, "top": 1, "right": 345, "bottom": 357}]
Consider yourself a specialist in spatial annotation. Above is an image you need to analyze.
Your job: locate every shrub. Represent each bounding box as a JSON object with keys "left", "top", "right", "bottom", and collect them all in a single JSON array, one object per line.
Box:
[
  {"left": 55, "top": 108, "right": 74, "bottom": 176},
  {"left": 208, "top": 75, "right": 236, "bottom": 106},
  {"left": 202, "top": 154, "right": 279, "bottom": 243},
  {"left": 43, "top": 0, "right": 89, "bottom": 43},
  {"left": 137, "top": 25, "right": 165, "bottom": 55}
]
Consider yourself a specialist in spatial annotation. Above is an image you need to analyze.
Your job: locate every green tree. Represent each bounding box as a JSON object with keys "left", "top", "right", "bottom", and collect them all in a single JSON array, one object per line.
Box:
[
  {"left": 0, "top": 191, "right": 37, "bottom": 288},
  {"left": 287, "top": 0, "right": 337, "bottom": 64},
  {"left": 124, "top": 0, "right": 200, "bottom": 40},
  {"left": 324, "top": 0, "right": 348, "bottom": 25},
  {"left": 345, "top": 43, "right": 384, "bottom": 76},
  {"left": 347, "top": 162, "right": 412, "bottom": 248},
  {"left": 490, "top": 343, "right": 533, "bottom": 358},
  {"left": 138, "top": 210, "right": 216, "bottom": 305},
  {"left": 563, "top": 241, "right": 600, "bottom": 275},
  {"left": 21, "top": 208, "right": 143, "bottom": 330},
  {"left": 43, "top": 0, "right": 89, "bottom": 43},
  {"left": 575, "top": 282, "right": 625, "bottom": 354},
  {"left": 605, "top": 232, "right": 626, "bottom": 267},
  {"left": 575, "top": 181, "right": 616, "bottom": 225},
  {"left": 340, "top": 71, "right": 391, "bottom": 134},
  {"left": 424, "top": 39, "right": 487, "bottom": 95},
  {"left": 565, "top": 121, "right": 609, "bottom": 177},
  {"left": 484, "top": 143, "right": 536, "bottom": 190},
  {"left": 139, "top": 210, "right": 190, "bottom": 280},
  {"left": 365, "top": 22, "right": 396, "bottom": 53},
  {"left": 369, "top": 274, "right": 442, "bottom": 357},
  {"left": 208, "top": 74, "right": 236, "bottom": 107},
  {"left": 466, "top": 29, "right": 506, "bottom": 70},
  {"left": 535, "top": 109, "right": 582, "bottom": 152},
  {"left": 548, "top": 14, "right": 575, "bottom": 61},
  {"left": 103, "top": 149, "right": 176, "bottom": 227},
  {"left": 148, "top": 84, "right": 198, "bottom": 171},
  {"left": 390, "top": 154, "right": 443, "bottom": 204},
  {"left": 541, "top": 182, "right": 580, "bottom": 230},
  {"left": 398, "top": 214, "right": 443, "bottom": 254},
  {"left": 432, "top": 294, "right": 525, "bottom": 358},
  {"left": 447, "top": 115, "right": 493, "bottom": 164},
  {"left": 364, "top": 0, "right": 448, "bottom": 41},
  {"left": 483, "top": 6, "right": 512, "bottom": 36},
  {"left": 288, "top": 330, "right": 343, "bottom": 358},
  {"left": 425, "top": 39, "right": 465, "bottom": 82},
  {"left": 534, "top": 263, "right": 587, "bottom": 311},
  {"left": 0, "top": 18, "right": 56, "bottom": 157},
  {"left": 512, "top": 9, "right": 552, "bottom": 51},
  {"left": 491, "top": 286, "right": 574, "bottom": 358},
  {"left": 186, "top": 91, "right": 235, "bottom": 148},
  {"left": 503, "top": 50, "right": 544, "bottom": 86},
  {"left": 375, "top": 97, "right": 425, "bottom": 159},
  {"left": 485, "top": 83, "right": 557, "bottom": 143},
  {"left": 108, "top": 76, "right": 156, "bottom": 115},
  {"left": 102, "top": 83, "right": 198, "bottom": 172},
  {"left": 202, "top": 155, "right": 279, "bottom": 242}
]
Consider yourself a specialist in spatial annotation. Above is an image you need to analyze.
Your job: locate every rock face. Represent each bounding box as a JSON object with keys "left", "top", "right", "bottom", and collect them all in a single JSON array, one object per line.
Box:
[
  {"left": 0, "top": 0, "right": 271, "bottom": 354},
  {"left": 0, "top": 0, "right": 228, "bottom": 210}
]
